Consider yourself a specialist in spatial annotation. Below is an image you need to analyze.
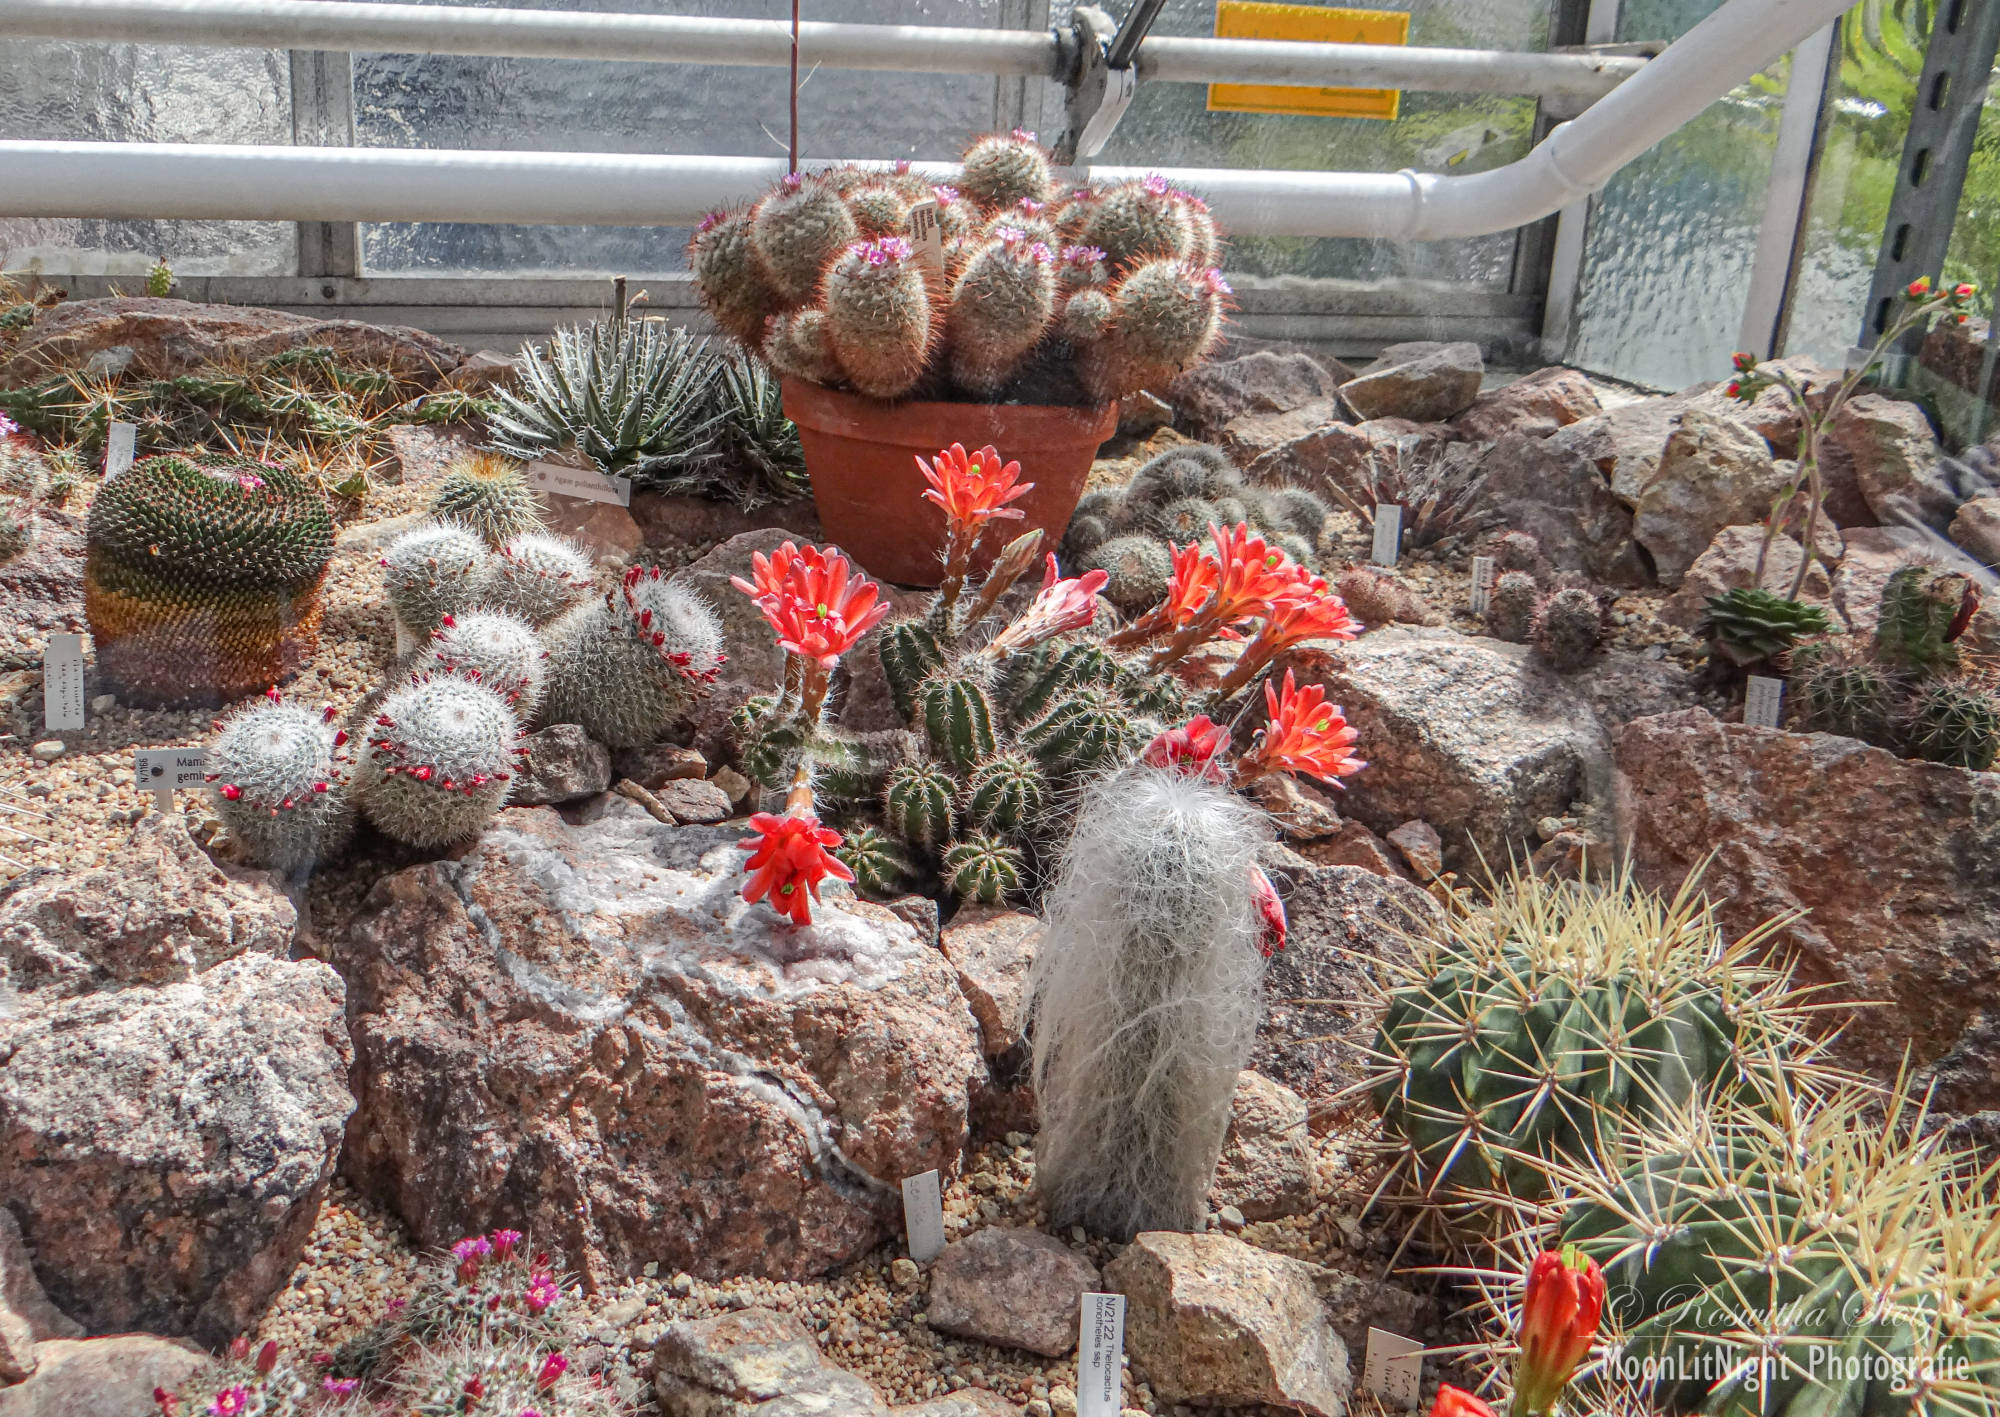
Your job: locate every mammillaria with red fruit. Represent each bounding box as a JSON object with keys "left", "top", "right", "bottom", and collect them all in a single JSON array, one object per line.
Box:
[
  {"left": 541, "top": 564, "right": 726, "bottom": 749},
  {"left": 354, "top": 676, "right": 525, "bottom": 847},
  {"left": 206, "top": 688, "right": 354, "bottom": 875}
]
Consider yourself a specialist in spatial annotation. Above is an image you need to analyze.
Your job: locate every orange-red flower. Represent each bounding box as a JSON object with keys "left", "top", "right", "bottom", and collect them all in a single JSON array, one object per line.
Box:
[
  {"left": 739, "top": 810, "right": 854, "bottom": 927},
  {"left": 739, "top": 543, "right": 890, "bottom": 669},
  {"left": 1141, "top": 714, "right": 1232, "bottom": 780},
  {"left": 1254, "top": 570, "right": 1358, "bottom": 653},
  {"left": 1207, "top": 522, "right": 1300, "bottom": 627},
  {"left": 1160, "top": 541, "right": 1224, "bottom": 628},
  {"left": 1510, "top": 1245, "right": 1605, "bottom": 1417},
  {"left": 1432, "top": 1386, "right": 1499, "bottom": 1417},
  {"left": 917, "top": 443, "right": 1034, "bottom": 530},
  {"left": 985, "top": 553, "right": 1110, "bottom": 655},
  {"left": 1239, "top": 670, "right": 1365, "bottom": 785},
  {"left": 729, "top": 541, "right": 805, "bottom": 608}
]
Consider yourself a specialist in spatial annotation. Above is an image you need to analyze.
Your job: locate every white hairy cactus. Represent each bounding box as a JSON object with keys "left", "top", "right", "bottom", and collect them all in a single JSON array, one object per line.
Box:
[
  {"left": 474, "top": 531, "right": 595, "bottom": 627},
  {"left": 354, "top": 676, "right": 524, "bottom": 847},
  {"left": 1024, "top": 763, "right": 1269, "bottom": 1238},
  {"left": 382, "top": 522, "right": 492, "bottom": 653},
  {"left": 205, "top": 690, "right": 354, "bottom": 874},
  {"left": 413, "top": 609, "right": 549, "bottom": 720},
  {"left": 543, "top": 565, "right": 725, "bottom": 749}
]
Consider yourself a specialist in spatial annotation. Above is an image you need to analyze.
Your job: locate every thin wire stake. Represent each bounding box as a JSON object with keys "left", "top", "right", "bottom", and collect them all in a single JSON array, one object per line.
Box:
[{"left": 788, "top": 0, "right": 801, "bottom": 176}]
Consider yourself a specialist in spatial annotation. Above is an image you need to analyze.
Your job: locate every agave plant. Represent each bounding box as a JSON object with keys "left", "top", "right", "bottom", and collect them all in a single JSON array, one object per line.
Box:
[
  {"left": 489, "top": 317, "right": 724, "bottom": 481},
  {"left": 673, "top": 354, "right": 810, "bottom": 509}
]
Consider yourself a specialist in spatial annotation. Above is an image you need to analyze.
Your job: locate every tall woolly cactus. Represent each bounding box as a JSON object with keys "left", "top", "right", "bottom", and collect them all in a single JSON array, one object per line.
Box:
[
  {"left": 542, "top": 566, "right": 725, "bottom": 748},
  {"left": 355, "top": 676, "right": 524, "bottom": 847},
  {"left": 84, "top": 454, "right": 334, "bottom": 706},
  {"left": 1026, "top": 761, "right": 1269, "bottom": 1238},
  {"left": 383, "top": 522, "right": 491, "bottom": 651},
  {"left": 205, "top": 691, "right": 353, "bottom": 874},
  {"left": 427, "top": 451, "right": 544, "bottom": 549},
  {"left": 823, "top": 238, "right": 934, "bottom": 400}
]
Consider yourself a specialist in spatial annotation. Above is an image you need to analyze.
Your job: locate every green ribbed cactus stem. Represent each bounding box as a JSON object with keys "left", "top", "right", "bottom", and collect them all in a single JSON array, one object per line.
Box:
[
  {"left": 1487, "top": 570, "right": 1539, "bottom": 643},
  {"left": 382, "top": 522, "right": 490, "bottom": 651},
  {"left": 947, "top": 231, "right": 1058, "bottom": 396},
  {"left": 1788, "top": 636, "right": 1896, "bottom": 744},
  {"left": 474, "top": 531, "right": 594, "bottom": 628},
  {"left": 1082, "top": 534, "right": 1173, "bottom": 616},
  {"left": 1000, "top": 641, "right": 1122, "bottom": 727},
  {"left": 823, "top": 237, "right": 934, "bottom": 400},
  {"left": 740, "top": 720, "right": 809, "bottom": 790},
  {"left": 750, "top": 174, "right": 859, "bottom": 305},
  {"left": 1700, "top": 587, "right": 1832, "bottom": 667},
  {"left": 1873, "top": 564, "right": 1978, "bottom": 676},
  {"left": 356, "top": 676, "right": 523, "bottom": 848},
  {"left": 943, "top": 832, "right": 1025, "bottom": 904},
  {"left": 847, "top": 184, "right": 911, "bottom": 239},
  {"left": 809, "top": 733, "right": 896, "bottom": 804},
  {"left": 1902, "top": 677, "right": 2000, "bottom": 769},
  {"left": 1120, "top": 669, "right": 1188, "bottom": 721},
  {"left": 414, "top": 609, "right": 548, "bottom": 719},
  {"left": 1080, "top": 176, "right": 1196, "bottom": 270},
  {"left": 885, "top": 759, "right": 957, "bottom": 849},
  {"left": 1022, "top": 685, "right": 1146, "bottom": 777},
  {"left": 690, "top": 209, "right": 786, "bottom": 347},
  {"left": 542, "top": 566, "right": 725, "bottom": 749},
  {"left": 835, "top": 824, "right": 917, "bottom": 899},
  {"left": 918, "top": 674, "right": 999, "bottom": 771},
  {"left": 965, "top": 752, "right": 1048, "bottom": 836},
  {"left": 764, "top": 308, "right": 844, "bottom": 387},
  {"left": 426, "top": 451, "right": 544, "bottom": 549},
  {"left": 879, "top": 619, "right": 946, "bottom": 719},
  {"left": 206, "top": 693, "right": 354, "bottom": 874},
  {"left": 1079, "top": 262, "right": 1226, "bottom": 403},
  {"left": 1532, "top": 585, "right": 1605, "bottom": 671},
  {"left": 957, "top": 130, "right": 1055, "bottom": 212}
]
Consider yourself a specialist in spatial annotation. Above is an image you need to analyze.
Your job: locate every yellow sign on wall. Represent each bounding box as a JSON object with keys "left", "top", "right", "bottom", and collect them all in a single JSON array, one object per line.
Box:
[{"left": 1207, "top": 1, "right": 1411, "bottom": 121}]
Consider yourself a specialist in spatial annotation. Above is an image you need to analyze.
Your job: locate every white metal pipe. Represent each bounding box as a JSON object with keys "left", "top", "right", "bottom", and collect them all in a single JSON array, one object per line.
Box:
[{"left": 0, "top": 0, "right": 1857, "bottom": 241}]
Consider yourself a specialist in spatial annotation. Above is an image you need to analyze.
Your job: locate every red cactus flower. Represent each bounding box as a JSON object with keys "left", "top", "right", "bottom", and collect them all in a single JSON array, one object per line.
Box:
[
  {"left": 1908, "top": 276, "right": 1934, "bottom": 298},
  {"left": 739, "top": 810, "right": 855, "bottom": 927},
  {"left": 917, "top": 443, "right": 1034, "bottom": 531},
  {"left": 1207, "top": 522, "right": 1303, "bottom": 628},
  {"left": 1239, "top": 670, "right": 1365, "bottom": 786},
  {"left": 730, "top": 541, "right": 806, "bottom": 609},
  {"left": 1159, "top": 541, "right": 1223, "bottom": 628},
  {"left": 207, "top": 1388, "right": 250, "bottom": 1417},
  {"left": 153, "top": 1388, "right": 179, "bottom": 1416},
  {"left": 1431, "top": 1386, "right": 1499, "bottom": 1417},
  {"left": 537, "top": 1353, "right": 569, "bottom": 1390},
  {"left": 1141, "top": 715, "right": 1232, "bottom": 781},
  {"left": 1510, "top": 1244, "right": 1605, "bottom": 1417},
  {"left": 1250, "top": 865, "right": 1286, "bottom": 958},
  {"left": 491, "top": 1228, "right": 523, "bottom": 1260},
  {"left": 463, "top": 1375, "right": 487, "bottom": 1399},
  {"left": 740, "top": 544, "right": 890, "bottom": 669},
  {"left": 1254, "top": 571, "right": 1358, "bottom": 654},
  {"left": 525, "top": 1271, "right": 559, "bottom": 1314},
  {"left": 985, "top": 553, "right": 1110, "bottom": 655}
]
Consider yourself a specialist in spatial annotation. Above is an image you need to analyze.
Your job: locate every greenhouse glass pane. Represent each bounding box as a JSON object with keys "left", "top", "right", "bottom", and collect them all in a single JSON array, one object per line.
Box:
[{"left": 0, "top": 41, "right": 297, "bottom": 277}]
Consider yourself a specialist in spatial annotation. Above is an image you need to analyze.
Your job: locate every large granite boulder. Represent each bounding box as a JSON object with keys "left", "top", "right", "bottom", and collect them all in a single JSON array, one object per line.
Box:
[
  {"left": 1830, "top": 393, "right": 1953, "bottom": 531},
  {"left": 0, "top": 1210, "right": 80, "bottom": 1383},
  {"left": 1339, "top": 341, "right": 1482, "bottom": 424},
  {"left": 0, "top": 504, "right": 83, "bottom": 665},
  {"left": 1634, "top": 406, "right": 1788, "bottom": 586},
  {"left": 0, "top": 1335, "right": 207, "bottom": 1417},
  {"left": 334, "top": 808, "right": 986, "bottom": 1285},
  {"left": 1658, "top": 525, "right": 1835, "bottom": 631},
  {"left": 1450, "top": 366, "right": 1600, "bottom": 442},
  {"left": 1167, "top": 351, "right": 1348, "bottom": 437},
  {"left": 1476, "top": 434, "right": 1649, "bottom": 585},
  {"left": 1209, "top": 1072, "right": 1315, "bottom": 1221}
]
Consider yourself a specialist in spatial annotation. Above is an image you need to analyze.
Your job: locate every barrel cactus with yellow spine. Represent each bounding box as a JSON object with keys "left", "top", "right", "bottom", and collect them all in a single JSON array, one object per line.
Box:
[{"left": 84, "top": 453, "right": 335, "bottom": 706}]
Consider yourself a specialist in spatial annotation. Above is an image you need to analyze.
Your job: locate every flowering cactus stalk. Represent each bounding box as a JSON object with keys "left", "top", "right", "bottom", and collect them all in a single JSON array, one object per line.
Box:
[
  {"left": 205, "top": 690, "right": 353, "bottom": 874},
  {"left": 823, "top": 237, "right": 935, "bottom": 400}
]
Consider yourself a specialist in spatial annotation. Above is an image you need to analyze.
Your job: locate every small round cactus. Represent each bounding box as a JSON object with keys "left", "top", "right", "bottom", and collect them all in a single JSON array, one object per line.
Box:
[
  {"left": 764, "top": 308, "right": 843, "bottom": 387},
  {"left": 355, "top": 676, "right": 523, "bottom": 848},
  {"left": 943, "top": 832, "right": 1025, "bottom": 904},
  {"left": 1873, "top": 563, "right": 1978, "bottom": 677},
  {"left": 474, "top": 531, "right": 594, "bottom": 628},
  {"left": 1902, "top": 677, "right": 2000, "bottom": 770},
  {"left": 1145, "top": 497, "right": 1219, "bottom": 544},
  {"left": 689, "top": 209, "right": 785, "bottom": 347},
  {"left": 835, "top": 824, "right": 916, "bottom": 899},
  {"left": 427, "top": 452, "right": 544, "bottom": 549},
  {"left": 0, "top": 500, "right": 33, "bottom": 565},
  {"left": 965, "top": 752, "right": 1048, "bottom": 836},
  {"left": 1267, "top": 487, "right": 1332, "bottom": 544},
  {"left": 1078, "top": 261, "right": 1227, "bottom": 403},
  {"left": 1788, "top": 636, "right": 1896, "bottom": 744},
  {"left": 1494, "top": 530, "right": 1544, "bottom": 576},
  {"left": 1125, "top": 443, "right": 1234, "bottom": 507},
  {"left": 1080, "top": 176, "right": 1195, "bottom": 270},
  {"left": 413, "top": 610, "right": 548, "bottom": 719},
  {"left": 947, "top": 231, "right": 1058, "bottom": 396},
  {"left": 206, "top": 692, "right": 353, "bottom": 874},
  {"left": 846, "top": 183, "right": 911, "bottom": 239},
  {"left": 1532, "top": 585, "right": 1606, "bottom": 671},
  {"left": 1022, "top": 684, "right": 1147, "bottom": 777},
  {"left": 957, "top": 131, "right": 1055, "bottom": 212},
  {"left": 885, "top": 759, "right": 957, "bottom": 850},
  {"left": 1333, "top": 567, "right": 1407, "bottom": 632},
  {"left": 750, "top": 173, "right": 859, "bottom": 305},
  {"left": 1061, "top": 287, "right": 1115, "bottom": 344},
  {"left": 1486, "top": 569, "right": 1540, "bottom": 643},
  {"left": 543, "top": 567, "right": 726, "bottom": 749},
  {"left": 823, "top": 237, "right": 934, "bottom": 400},
  {"left": 1083, "top": 534, "right": 1174, "bottom": 615},
  {"left": 383, "top": 522, "right": 491, "bottom": 650}
]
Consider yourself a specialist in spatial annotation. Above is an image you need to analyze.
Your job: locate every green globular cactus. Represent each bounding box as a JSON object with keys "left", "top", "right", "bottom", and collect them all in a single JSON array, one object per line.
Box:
[
  {"left": 1367, "top": 865, "right": 1822, "bottom": 1210},
  {"left": 880, "top": 619, "right": 947, "bottom": 719},
  {"left": 750, "top": 173, "right": 860, "bottom": 305},
  {"left": 823, "top": 237, "right": 934, "bottom": 400},
  {"left": 414, "top": 609, "right": 548, "bottom": 719},
  {"left": 1080, "top": 176, "right": 1196, "bottom": 271},
  {"left": 947, "top": 231, "right": 1058, "bottom": 396},
  {"left": 427, "top": 451, "right": 544, "bottom": 549},
  {"left": 1083, "top": 534, "right": 1174, "bottom": 616},
  {"left": 1787, "top": 636, "right": 1897, "bottom": 744},
  {"left": 764, "top": 308, "right": 843, "bottom": 387},
  {"left": 1902, "top": 677, "right": 2000, "bottom": 770},
  {"left": 206, "top": 693, "right": 353, "bottom": 874},
  {"left": 1268, "top": 487, "right": 1332, "bottom": 544},
  {"left": 1021, "top": 685, "right": 1147, "bottom": 778},
  {"left": 1487, "top": 569, "right": 1539, "bottom": 643},
  {"left": 885, "top": 759, "right": 957, "bottom": 850},
  {"left": 957, "top": 131, "right": 1055, "bottom": 213},
  {"left": 943, "top": 832, "right": 1025, "bottom": 904},
  {"left": 542, "top": 566, "right": 725, "bottom": 749},
  {"left": 84, "top": 454, "right": 336, "bottom": 707},
  {"left": 690, "top": 209, "right": 785, "bottom": 347},
  {"left": 847, "top": 183, "right": 911, "bottom": 239},
  {"left": 1700, "top": 587, "right": 1832, "bottom": 667},
  {"left": 383, "top": 522, "right": 491, "bottom": 651},
  {"left": 1061, "top": 286, "right": 1116, "bottom": 344},
  {"left": 918, "top": 674, "right": 999, "bottom": 772},
  {"left": 1873, "top": 564, "right": 1979, "bottom": 677},
  {"left": 145, "top": 258, "right": 174, "bottom": 298},
  {"left": 965, "top": 752, "right": 1048, "bottom": 835},
  {"left": 736, "top": 713, "right": 810, "bottom": 792},
  {"left": 1079, "top": 261, "right": 1227, "bottom": 403},
  {"left": 835, "top": 824, "right": 917, "bottom": 899},
  {"left": 1125, "top": 442, "right": 1234, "bottom": 507},
  {"left": 0, "top": 501, "right": 33, "bottom": 565},
  {"left": 474, "top": 531, "right": 594, "bottom": 628},
  {"left": 355, "top": 676, "right": 523, "bottom": 848},
  {"left": 1532, "top": 585, "right": 1606, "bottom": 671},
  {"left": 1146, "top": 497, "right": 1220, "bottom": 544}
]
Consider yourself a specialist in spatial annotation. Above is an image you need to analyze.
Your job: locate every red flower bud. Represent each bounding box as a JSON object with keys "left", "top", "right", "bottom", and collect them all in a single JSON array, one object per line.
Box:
[
  {"left": 313, "top": 782, "right": 329, "bottom": 793},
  {"left": 1431, "top": 1386, "right": 1498, "bottom": 1417},
  {"left": 229, "top": 1336, "right": 251, "bottom": 1362},
  {"left": 1509, "top": 1245, "right": 1604, "bottom": 1417},
  {"left": 441, "top": 613, "right": 456, "bottom": 628},
  {"left": 333, "top": 730, "right": 348, "bottom": 747},
  {"left": 255, "top": 1340, "right": 279, "bottom": 1375}
]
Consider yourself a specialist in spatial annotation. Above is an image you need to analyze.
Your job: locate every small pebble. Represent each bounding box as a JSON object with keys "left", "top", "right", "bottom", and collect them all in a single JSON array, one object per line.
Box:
[
  {"left": 1217, "top": 1204, "right": 1247, "bottom": 1231},
  {"left": 91, "top": 694, "right": 117, "bottom": 714},
  {"left": 30, "top": 740, "right": 63, "bottom": 762},
  {"left": 891, "top": 1258, "right": 922, "bottom": 1289}
]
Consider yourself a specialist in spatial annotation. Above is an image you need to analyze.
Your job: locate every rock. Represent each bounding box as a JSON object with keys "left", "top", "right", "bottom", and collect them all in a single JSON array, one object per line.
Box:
[
  {"left": 1658, "top": 525, "right": 1835, "bottom": 631},
  {"left": 0, "top": 298, "right": 461, "bottom": 387},
  {"left": 1634, "top": 406, "right": 1788, "bottom": 586},
  {"left": 645, "top": 776, "right": 733, "bottom": 825},
  {"left": 652, "top": 1308, "right": 887, "bottom": 1417},
  {"left": 0, "top": 814, "right": 295, "bottom": 999},
  {"left": 939, "top": 908, "right": 1038, "bottom": 1058},
  {"left": 630, "top": 494, "right": 822, "bottom": 564},
  {"left": 0, "top": 1210, "right": 81, "bottom": 1383},
  {"left": 615, "top": 743, "right": 709, "bottom": 790},
  {"left": 1244, "top": 774, "right": 1343, "bottom": 843},
  {"left": 1449, "top": 366, "right": 1601, "bottom": 441},
  {"left": 511, "top": 724, "right": 612, "bottom": 806},
  {"left": 0, "top": 1335, "right": 207, "bottom": 1417},
  {"left": 1166, "top": 352, "right": 1348, "bottom": 437},
  {"left": 25, "top": 743, "right": 59, "bottom": 763},
  {"left": 335, "top": 808, "right": 984, "bottom": 1284},
  {"left": 1294, "top": 821, "right": 1410, "bottom": 880},
  {"left": 926, "top": 1227, "right": 1099, "bottom": 1357},
  {"left": 1244, "top": 417, "right": 1456, "bottom": 492},
  {"left": 1209, "top": 1073, "right": 1315, "bottom": 1222},
  {"left": 894, "top": 1395, "right": 1023, "bottom": 1417},
  {"left": 1313, "top": 1272, "right": 1436, "bottom": 1359},
  {"left": 1476, "top": 435, "right": 1649, "bottom": 585},
  {"left": 1615, "top": 710, "right": 2000, "bottom": 1111},
  {"left": 1248, "top": 860, "right": 1440, "bottom": 1121},
  {"left": 1832, "top": 393, "right": 1953, "bottom": 531},
  {"left": 1105, "top": 1231, "right": 1352, "bottom": 1417},
  {"left": 1116, "top": 390, "right": 1176, "bottom": 438},
  {"left": 442, "top": 349, "right": 518, "bottom": 394},
  {"left": 1550, "top": 393, "right": 1699, "bottom": 505},
  {"left": 1951, "top": 495, "right": 2000, "bottom": 566},
  {"left": 1218, "top": 399, "right": 1345, "bottom": 466},
  {"left": 1383, "top": 821, "right": 1443, "bottom": 880},
  {"left": 1340, "top": 341, "right": 1483, "bottom": 424},
  {"left": 712, "top": 767, "right": 755, "bottom": 806},
  {"left": 0, "top": 953, "right": 352, "bottom": 1341},
  {"left": 0, "top": 506, "right": 84, "bottom": 659}
]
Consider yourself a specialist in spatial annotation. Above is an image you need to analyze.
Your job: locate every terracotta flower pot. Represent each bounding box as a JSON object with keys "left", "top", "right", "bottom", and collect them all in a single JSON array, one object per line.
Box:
[{"left": 780, "top": 377, "right": 1119, "bottom": 588}]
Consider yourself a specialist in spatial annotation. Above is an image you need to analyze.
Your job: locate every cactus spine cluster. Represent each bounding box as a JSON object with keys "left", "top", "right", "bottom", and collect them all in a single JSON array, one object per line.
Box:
[
  {"left": 427, "top": 451, "right": 544, "bottom": 548},
  {"left": 84, "top": 454, "right": 335, "bottom": 706},
  {"left": 691, "top": 134, "right": 1229, "bottom": 403},
  {"left": 354, "top": 677, "right": 525, "bottom": 847},
  {"left": 543, "top": 565, "right": 726, "bottom": 749},
  {"left": 205, "top": 691, "right": 354, "bottom": 874}
]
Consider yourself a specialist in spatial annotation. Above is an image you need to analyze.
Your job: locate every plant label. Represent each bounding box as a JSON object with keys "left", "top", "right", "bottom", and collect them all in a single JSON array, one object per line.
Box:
[
  {"left": 1077, "top": 1293, "right": 1127, "bottom": 1417},
  {"left": 43, "top": 634, "right": 84, "bottom": 731},
  {"left": 1745, "top": 674, "right": 1785, "bottom": 728},
  {"left": 526, "top": 460, "right": 632, "bottom": 508},
  {"left": 104, "top": 421, "right": 137, "bottom": 480},
  {"left": 1362, "top": 1327, "right": 1426, "bottom": 1411},
  {"left": 907, "top": 199, "right": 946, "bottom": 278},
  {"left": 1469, "top": 555, "right": 1496, "bottom": 615},
  {"left": 900, "top": 1169, "right": 945, "bottom": 1262},
  {"left": 135, "top": 747, "right": 206, "bottom": 814},
  {"left": 1370, "top": 503, "right": 1403, "bottom": 566}
]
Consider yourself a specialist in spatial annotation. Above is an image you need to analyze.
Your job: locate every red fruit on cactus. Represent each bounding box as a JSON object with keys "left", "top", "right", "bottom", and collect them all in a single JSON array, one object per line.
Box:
[
  {"left": 1432, "top": 1386, "right": 1499, "bottom": 1417},
  {"left": 739, "top": 810, "right": 855, "bottom": 927},
  {"left": 1509, "top": 1244, "right": 1605, "bottom": 1417}
]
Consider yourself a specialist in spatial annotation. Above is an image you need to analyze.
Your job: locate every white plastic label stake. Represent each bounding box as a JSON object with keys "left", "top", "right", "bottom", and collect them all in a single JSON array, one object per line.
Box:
[
  {"left": 43, "top": 633, "right": 84, "bottom": 731},
  {"left": 525, "top": 460, "right": 632, "bottom": 507},
  {"left": 1469, "top": 556, "right": 1496, "bottom": 615},
  {"left": 900, "top": 1170, "right": 945, "bottom": 1263},
  {"left": 104, "top": 421, "right": 137, "bottom": 480},
  {"left": 1361, "top": 1327, "right": 1426, "bottom": 1411},
  {"left": 136, "top": 747, "right": 206, "bottom": 813},
  {"left": 1370, "top": 504, "right": 1403, "bottom": 566},
  {"left": 1745, "top": 674, "right": 1785, "bottom": 728},
  {"left": 906, "top": 199, "right": 946, "bottom": 278},
  {"left": 1077, "top": 1293, "right": 1127, "bottom": 1417}
]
